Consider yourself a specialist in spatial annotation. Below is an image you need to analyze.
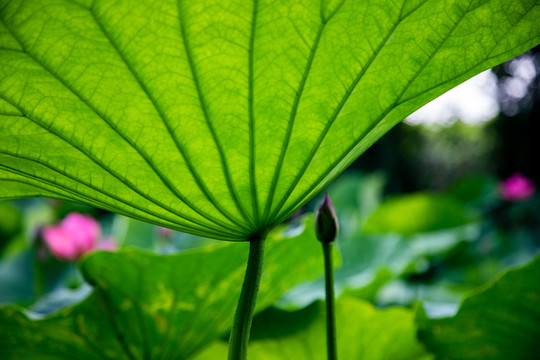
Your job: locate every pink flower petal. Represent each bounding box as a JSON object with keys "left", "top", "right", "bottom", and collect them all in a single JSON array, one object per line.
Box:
[
  {"left": 61, "top": 213, "right": 100, "bottom": 255},
  {"left": 42, "top": 226, "right": 79, "bottom": 261},
  {"left": 499, "top": 173, "right": 535, "bottom": 201}
]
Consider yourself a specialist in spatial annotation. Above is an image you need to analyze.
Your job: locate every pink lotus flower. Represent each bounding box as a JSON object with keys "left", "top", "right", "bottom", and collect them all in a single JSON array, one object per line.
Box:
[
  {"left": 42, "top": 212, "right": 117, "bottom": 261},
  {"left": 499, "top": 173, "right": 535, "bottom": 202}
]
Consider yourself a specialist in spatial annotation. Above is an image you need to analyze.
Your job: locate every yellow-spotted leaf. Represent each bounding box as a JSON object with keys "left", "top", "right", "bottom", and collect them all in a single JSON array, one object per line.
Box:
[{"left": 0, "top": 217, "right": 327, "bottom": 359}]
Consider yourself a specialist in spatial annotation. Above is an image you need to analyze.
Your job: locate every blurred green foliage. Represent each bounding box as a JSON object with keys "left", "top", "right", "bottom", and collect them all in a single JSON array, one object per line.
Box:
[
  {"left": 0, "top": 166, "right": 538, "bottom": 359},
  {"left": 0, "top": 217, "right": 328, "bottom": 359},
  {"left": 363, "top": 192, "right": 477, "bottom": 235},
  {"left": 417, "top": 256, "right": 540, "bottom": 360},
  {"left": 0, "top": 202, "right": 22, "bottom": 245}
]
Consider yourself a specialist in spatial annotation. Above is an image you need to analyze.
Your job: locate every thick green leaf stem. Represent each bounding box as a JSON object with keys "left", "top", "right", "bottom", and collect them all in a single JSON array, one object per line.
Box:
[{"left": 229, "top": 236, "right": 265, "bottom": 360}]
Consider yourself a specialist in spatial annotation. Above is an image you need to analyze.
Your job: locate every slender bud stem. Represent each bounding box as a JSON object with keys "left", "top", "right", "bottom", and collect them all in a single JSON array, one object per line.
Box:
[
  {"left": 228, "top": 236, "right": 266, "bottom": 360},
  {"left": 322, "top": 241, "right": 337, "bottom": 360},
  {"left": 315, "top": 193, "right": 339, "bottom": 360}
]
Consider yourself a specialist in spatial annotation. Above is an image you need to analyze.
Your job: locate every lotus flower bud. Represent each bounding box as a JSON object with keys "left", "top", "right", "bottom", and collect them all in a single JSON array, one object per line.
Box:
[{"left": 314, "top": 193, "right": 338, "bottom": 243}]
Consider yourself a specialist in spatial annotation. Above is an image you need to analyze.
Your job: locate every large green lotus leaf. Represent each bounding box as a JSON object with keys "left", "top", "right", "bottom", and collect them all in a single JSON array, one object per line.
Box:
[
  {"left": 416, "top": 254, "right": 540, "bottom": 360},
  {"left": 0, "top": 0, "right": 539, "bottom": 240},
  {"left": 0, "top": 217, "right": 328, "bottom": 359},
  {"left": 194, "top": 297, "right": 433, "bottom": 359}
]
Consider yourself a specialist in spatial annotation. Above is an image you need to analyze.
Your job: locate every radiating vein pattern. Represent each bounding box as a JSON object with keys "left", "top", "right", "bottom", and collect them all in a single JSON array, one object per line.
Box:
[{"left": 0, "top": 0, "right": 538, "bottom": 240}]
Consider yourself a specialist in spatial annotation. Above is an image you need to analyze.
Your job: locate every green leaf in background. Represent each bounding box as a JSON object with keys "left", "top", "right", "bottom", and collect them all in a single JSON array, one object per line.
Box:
[
  {"left": 364, "top": 193, "right": 477, "bottom": 235},
  {"left": 324, "top": 172, "right": 386, "bottom": 232},
  {"left": 0, "top": 217, "right": 327, "bottom": 359},
  {"left": 341, "top": 192, "right": 482, "bottom": 307},
  {"left": 416, "top": 254, "right": 540, "bottom": 360},
  {"left": 0, "top": 202, "right": 22, "bottom": 243},
  {"left": 194, "top": 297, "right": 432, "bottom": 360},
  {"left": 445, "top": 175, "right": 500, "bottom": 209},
  {"left": 0, "top": 0, "right": 538, "bottom": 240},
  {"left": 278, "top": 181, "right": 480, "bottom": 309},
  {"left": 0, "top": 249, "right": 35, "bottom": 304}
]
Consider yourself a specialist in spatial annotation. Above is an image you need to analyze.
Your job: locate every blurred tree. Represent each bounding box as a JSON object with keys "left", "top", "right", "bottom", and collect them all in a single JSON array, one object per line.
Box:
[{"left": 492, "top": 46, "right": 540, "bottom": 185}]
